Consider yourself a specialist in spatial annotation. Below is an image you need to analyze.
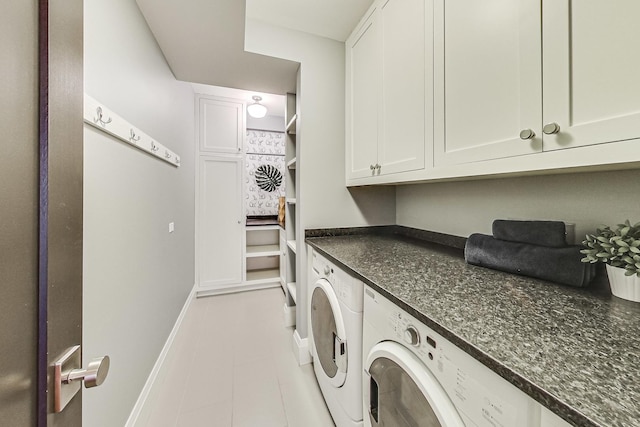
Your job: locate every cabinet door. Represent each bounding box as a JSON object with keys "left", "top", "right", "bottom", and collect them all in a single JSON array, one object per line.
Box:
[
  {"left": 543, "top": 0, "right": 640, "bottom": 151},
  {"left": 346, "top": 9, "right": 380, "bottom": 179},
  {"left": 434, "top": 0, "right": 542, "bottom": 166},
  {"left": 198, "top": 156, "right": 243, "bottom": 288},
  {"left": 198, "top": 96, "right": 244, "bottom": 154},
  {"left": 378, "top": 0, "right": 429, "bottom": 175}
]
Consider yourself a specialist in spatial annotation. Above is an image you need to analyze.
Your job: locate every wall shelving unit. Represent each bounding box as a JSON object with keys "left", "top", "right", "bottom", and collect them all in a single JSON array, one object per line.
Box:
[{"left": 283, "top": 93, "right": 299, "bottom": 326}]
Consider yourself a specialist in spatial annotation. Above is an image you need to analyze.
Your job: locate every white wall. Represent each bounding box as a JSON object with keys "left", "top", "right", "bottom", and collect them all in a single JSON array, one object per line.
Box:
[
  {"left": 396, "top": 169, "right": 640, "bottom": 244},
  {"left": 83, "top": 1, "right": 195, "bottom": 426},
  {"left": 247, "top": 115, "right": 286, "bottom": 132}
]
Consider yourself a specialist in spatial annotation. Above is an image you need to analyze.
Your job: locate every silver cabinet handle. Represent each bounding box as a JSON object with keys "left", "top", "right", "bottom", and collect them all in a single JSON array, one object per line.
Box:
[
  {"left": 543, "top": 122, "right": 560, "bottom": 135},
  {"left": 375, "top": 164, "right": 381, "bottom": 170},
  {"left": 519, "top": 129, "right": 535, "bottom": 140},
  {"left": 65, "top": 356, "right": 110, "bottom": 388},
  {"left": 370, "top": 164, "right": 375, "bottom": 170}
]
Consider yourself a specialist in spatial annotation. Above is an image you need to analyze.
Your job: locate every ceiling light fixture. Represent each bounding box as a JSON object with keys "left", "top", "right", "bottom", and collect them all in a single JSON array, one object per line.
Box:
[{"left": 247, "top": 96, "right": 268, "bottom": 119}]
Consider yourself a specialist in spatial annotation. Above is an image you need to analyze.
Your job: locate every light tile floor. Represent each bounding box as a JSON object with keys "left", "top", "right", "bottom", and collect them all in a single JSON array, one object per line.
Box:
[{"left": 141, "top": 287, "right": 335, "bottom": 427}]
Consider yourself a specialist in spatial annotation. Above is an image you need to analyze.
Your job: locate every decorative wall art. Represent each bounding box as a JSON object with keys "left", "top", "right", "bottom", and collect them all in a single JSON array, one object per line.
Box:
[{"left": 245, "top": 130, "right": 286, "bottom": 216}]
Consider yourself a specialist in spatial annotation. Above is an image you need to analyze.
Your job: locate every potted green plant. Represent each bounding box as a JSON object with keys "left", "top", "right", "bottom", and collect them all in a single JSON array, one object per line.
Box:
[{"left": 581, "top": 220, "right": 640, "bottom": 302}]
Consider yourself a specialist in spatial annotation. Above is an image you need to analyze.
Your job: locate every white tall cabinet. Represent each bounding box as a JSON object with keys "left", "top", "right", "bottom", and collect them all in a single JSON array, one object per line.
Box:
[{"left": 196, "top": 95, "right": 246, "bottom": 295}]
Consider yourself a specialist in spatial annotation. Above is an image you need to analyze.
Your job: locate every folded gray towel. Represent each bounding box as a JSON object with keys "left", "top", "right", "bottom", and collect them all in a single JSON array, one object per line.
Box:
[
  {"left": 492, "top": 219, "right": 566, "bottom": 247},
  {"left": 464, "top": 233, "right": 595, "bottom": 287}
]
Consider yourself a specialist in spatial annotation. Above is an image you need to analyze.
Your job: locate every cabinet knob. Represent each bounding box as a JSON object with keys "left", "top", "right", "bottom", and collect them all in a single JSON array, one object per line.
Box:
[
  {"left": 370, "top": 164, "right": 375, "bottom": 170},
  {"left": 543, "top": 122, "right": 561, "bottom": 135},
  {"left": 519, "top": 129, "right": 535, "bottom": 140},
  {"left": 375, "top": 164, "right": 381, "bottom": 170}
]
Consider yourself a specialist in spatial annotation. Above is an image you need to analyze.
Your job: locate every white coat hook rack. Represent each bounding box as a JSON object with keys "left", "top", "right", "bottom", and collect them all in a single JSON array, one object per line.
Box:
[{"left": 84, "top": 94, "right": 180, "bottom": 167}]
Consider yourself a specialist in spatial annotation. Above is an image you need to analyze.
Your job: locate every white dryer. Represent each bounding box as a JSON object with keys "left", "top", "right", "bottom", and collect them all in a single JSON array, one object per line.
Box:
[
  {"left": 310, "top": 249, "right": 364, "bottom": 427},
  {"left": 363, "top": 286, "right": 537, "bottom": 427}
]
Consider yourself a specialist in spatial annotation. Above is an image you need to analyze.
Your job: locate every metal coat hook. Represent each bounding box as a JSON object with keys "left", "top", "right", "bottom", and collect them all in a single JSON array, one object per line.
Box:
[
  {"left": 129, "top": 129, "right": 140, "bottom": 143},
  {"left": 151, "top": 141, "right": 159, "bottom": 152},
  {"left": 164, "top": 150, "right": 171, "bottom": 159},
  {"left": 94, "top": 106, "right": 112, "bottom": 126},
  {"left": 176, "top": 156, "right": 181, "bottom": 165}
]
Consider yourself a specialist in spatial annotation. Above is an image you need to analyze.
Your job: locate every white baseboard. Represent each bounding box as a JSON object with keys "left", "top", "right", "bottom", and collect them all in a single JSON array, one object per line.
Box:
[
  {"left": 125, "top": 283, "right": 197, "bottom": 427},
  {"left": 283, "top": 302, "right": 296, "bottom": 327},
  {"left": 293, "top": 329, "right": 312, "bottom": 366},
  {"left": 197, "top": 281, "right": 280, "bottom": 298}
]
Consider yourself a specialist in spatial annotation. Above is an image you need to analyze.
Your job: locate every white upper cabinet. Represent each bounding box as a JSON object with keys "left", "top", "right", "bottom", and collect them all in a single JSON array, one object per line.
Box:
[
  {"left": 346, "top": 0, "right": 640, "bottom": 185},
  {"left": 346, "top": 0, "right": 431, "bottom": 181},
  {"left": 379, "top": 0, "right": 429, "bottom": 175},
  {"left": 542, "top": 0, "right": 640, "bottom": 151},
  {"left": 347, "top": 9, "right": 380, "bottom": 179},
  {"left": 198, "top": 96, "right": 245, "bottom": 154},
  {"left": 434, "top": 0, "right": 542, "bottom": 166}
]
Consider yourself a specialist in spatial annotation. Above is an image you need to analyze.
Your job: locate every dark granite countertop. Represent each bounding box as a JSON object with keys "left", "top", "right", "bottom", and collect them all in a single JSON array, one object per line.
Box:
[{"left": 305, "top": 228, "right": 640, "bottom": 427}]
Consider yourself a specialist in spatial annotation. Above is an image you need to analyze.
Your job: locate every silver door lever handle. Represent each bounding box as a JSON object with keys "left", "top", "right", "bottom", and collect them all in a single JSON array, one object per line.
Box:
[
  {"left": 64, "top": 355, "right": 110, "bottom": 388},
  {"left": 54, "top": 345, "right": 111, "bottom": 413}
]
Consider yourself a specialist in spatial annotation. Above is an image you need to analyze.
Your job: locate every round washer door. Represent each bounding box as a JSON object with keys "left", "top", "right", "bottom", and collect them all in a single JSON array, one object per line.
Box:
[
  {"left": 365, "top": 341, "right": 465, "bottom": 427},
  {"left": 310, "top": 278, "right": 347, "bottom": 388}
]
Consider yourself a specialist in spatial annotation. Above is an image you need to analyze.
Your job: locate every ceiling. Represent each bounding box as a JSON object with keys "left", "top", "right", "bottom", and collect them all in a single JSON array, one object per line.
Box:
[
  {"left": 246, "top": 0, "right": 375, "bottom": 42},
  {"left": 136, "top": 0, "right": 374, "bottom": 95}
]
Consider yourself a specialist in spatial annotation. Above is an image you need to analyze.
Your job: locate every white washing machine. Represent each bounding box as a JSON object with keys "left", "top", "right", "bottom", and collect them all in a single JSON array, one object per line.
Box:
[
  {"left": 363, "top": 286, "right": 538, "bottom": 427},
  {"left": 310, "top": 249, "right": 364, "bottom": 427}
]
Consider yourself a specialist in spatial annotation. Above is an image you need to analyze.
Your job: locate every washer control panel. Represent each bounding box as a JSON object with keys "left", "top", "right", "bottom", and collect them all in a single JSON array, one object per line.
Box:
[{"left": 312, "top": 250, "right": 364, "bottom": 312}]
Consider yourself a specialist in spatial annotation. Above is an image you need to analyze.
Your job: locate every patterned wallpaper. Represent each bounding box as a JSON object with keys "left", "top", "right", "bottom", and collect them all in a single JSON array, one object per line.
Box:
[{"left": 245, "top": 130, "right": 286, "bottom": 216}]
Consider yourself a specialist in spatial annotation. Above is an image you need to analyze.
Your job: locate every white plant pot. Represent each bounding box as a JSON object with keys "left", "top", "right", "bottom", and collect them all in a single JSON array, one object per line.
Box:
[{"left": 606, "top": 265, "right": 640, "bottom": 303}]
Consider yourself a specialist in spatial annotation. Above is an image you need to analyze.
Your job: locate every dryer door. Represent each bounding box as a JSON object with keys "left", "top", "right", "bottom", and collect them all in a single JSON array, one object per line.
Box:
[
  {"left": 311, "top": 278, "right": 348, "bottom": 388},
  {"left": 365, "top": 342, "right": 465, "bottom": 427}
]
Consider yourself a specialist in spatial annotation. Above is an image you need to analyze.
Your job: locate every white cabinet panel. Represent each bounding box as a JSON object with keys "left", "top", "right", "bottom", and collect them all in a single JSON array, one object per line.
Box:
[
  {"left": 198, "top": 156, "right": 243, "bottom": 288},
  {"left": 434, "top": 0, "right": 542, "bottom": 166},
  {"left": 346, "top": 0, "right": 430, "bottom": 181},
  {"left": 543, "top": 0, "right": 640, "bottom": 151},
  {"left": 347, "top": 11, "right": 380, "bottom": 179},
  {"left": 198, "top": 97, "right": 244, "bottom": 154},
  {"left": 379, "top": 0, "right": 428, "bottom": 175}
]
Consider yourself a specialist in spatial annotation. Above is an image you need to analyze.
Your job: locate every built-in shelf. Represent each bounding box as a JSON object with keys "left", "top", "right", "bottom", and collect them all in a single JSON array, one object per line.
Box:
[
  {"left": 286, "top": 282, "right": 297, "bottom": 303},
  {"left": 245, "top": 226, "right": 280, "bottom": 286},
  {"left": 245, "top": 224, "right": 280, "bottom": 230},
  {"left": 246, "top": 268, "right": 280, "bottom": 284},
  {"left": 287, "top": 157, "right": 297, "bottom": 169},
  {"left": 286, "top": 198, "right": 296, "bottom": 205},
  {"left": 287, "top": 240, "right": 297, "bottom": 253},
  {"left": 246, "top": 244, "right": 280, "bottom": 257},
  {"left": 285, "top": 114, "right": 297, "bottom": 134}
]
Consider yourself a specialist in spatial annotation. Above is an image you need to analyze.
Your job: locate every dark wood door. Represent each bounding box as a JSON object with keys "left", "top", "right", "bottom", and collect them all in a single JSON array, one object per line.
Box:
[{"left": 0, "top": 1, "right": 83, "bottom": 426}]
